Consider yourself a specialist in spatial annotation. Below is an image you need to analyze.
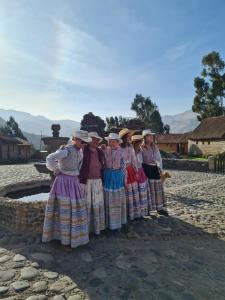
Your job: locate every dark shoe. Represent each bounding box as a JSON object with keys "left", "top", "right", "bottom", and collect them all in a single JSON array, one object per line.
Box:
[{"left": 157, "top": 210, "right": 169, "bottom": 217}]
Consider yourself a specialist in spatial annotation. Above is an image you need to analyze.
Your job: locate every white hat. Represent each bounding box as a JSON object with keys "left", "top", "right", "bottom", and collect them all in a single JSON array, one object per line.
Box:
[
  {"left": 131, "top": 135, "right": 143, "bottom": 142},
  {"left": 72, "top": 130, "right": 92, "bottom": 143},
  {"left": 88, "top": 132, "right": 103, "bottom": 143},
  {"left": 142, "top": 129, "right": 155, "bottom": 137},
  {"left": 105, "top": 133, "right": 122, "bottom": 143}
]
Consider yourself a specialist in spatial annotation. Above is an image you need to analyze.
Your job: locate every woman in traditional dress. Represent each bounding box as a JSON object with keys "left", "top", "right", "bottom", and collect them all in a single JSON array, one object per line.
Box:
[
  {"left": 141, "top": 129, "right": 168, "bottom": 216},
  {"left": 79, "top": 132, "right": 105, "bottom": 235},
  {"left": 119, "top": 128, "right": 141, "bottom": 220},
  {"left": 131, "top": 134, "right": 149, "bottom": 217},
  {"left": 42, "top": 130, "right": 91, "bottom": 249},
  {"left": 103, "top": 133, "right": 127, "bottom": 230}
]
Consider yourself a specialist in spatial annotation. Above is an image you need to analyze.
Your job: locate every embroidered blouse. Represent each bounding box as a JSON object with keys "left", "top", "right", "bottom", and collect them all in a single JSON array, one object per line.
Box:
[
  {"left": 46, "top": 144, "right": 83, "bottom": 176},
  {"left": 142, "top": 144, "right": 163, "bottom": 170},
  {"left": 122, "top": 146, "right": 138, "bottom": 172},
  {"left": 136, "top": 151, "right": 144, "bottom": 169}
]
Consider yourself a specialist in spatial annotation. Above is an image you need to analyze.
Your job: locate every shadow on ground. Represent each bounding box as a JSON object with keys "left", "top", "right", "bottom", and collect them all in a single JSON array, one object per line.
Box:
[{"left": 1, "top": 210, "right": 225, "bottom": 300}]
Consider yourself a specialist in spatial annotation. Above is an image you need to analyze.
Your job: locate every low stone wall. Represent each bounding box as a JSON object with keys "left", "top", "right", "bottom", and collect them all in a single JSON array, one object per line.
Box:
[
  {"left": 163, "top": 158, "right": 209, "bottom": 172},
  {"left": 0, "top": 197, "right": 46, "bottom": 234}
]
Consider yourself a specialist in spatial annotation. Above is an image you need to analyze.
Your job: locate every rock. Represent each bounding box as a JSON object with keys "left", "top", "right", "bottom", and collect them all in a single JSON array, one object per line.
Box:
[
  {"left": 31, "top": 253, "right": 54, "bottom": 264},
  {"left": 26, "top": 296, "right": 47, "bottom": 300},
  {"left": 68, "top": 296, "right": 82, "bottom": 300},
  {"left": 92, "top": 268, "right": 107, "bottom": 279},
  {"left": 44, "top": 271, "right": 58, "bottom": 279},
  {"left": 89, "top": 277, "right": 104, "bottom": 287},
  {"left": 181, "top": 293, "right": 197, "bottom": 300},
  {"left": 11, "top": 280, "right": 30, "bottom": 292},
  {"left": 0, "top": 255, "right": 11, "bottom": 263},
  {"left": 80, "top": 251, "right": 93, "bottom": 262},
  {"left": 0, "top": 269, "right": 16, "bottom": 282},
  {"left": 33, "top": 281, "right": 48, "bottom": 292},
  {"left": 31, "top": 262, "right": 40, "bottom": 268},
  {"left": 0, "top": 297, "right": 17, "bottom": 300},
  {"left": 13, "top": 254, "right": 26, "bottom": 262},
  {"left": 14, "top": 261, "right": 27, "bottom": 269},
  {"left": 21, "top": 267, "right": 39, "bottom": 280},
  {"left": 0, "top": 286, "right": 9, "bottom": 294},
  {"left": 115, "top": 255, "right": 131, "bottom": 270},
  {"left": 53, "top": 296, "right": 65, "bottom": 300},
  {"left": 50, "top": 276, "right": 77, "bottom": 293},
  {"left": 0, "top": 248, "right": 7, "bottom": 255}
]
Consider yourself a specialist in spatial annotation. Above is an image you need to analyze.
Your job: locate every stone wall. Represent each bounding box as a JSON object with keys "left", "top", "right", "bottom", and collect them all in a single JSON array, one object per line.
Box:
[
  {"left": 162, "top": 158, "right": 209, "bottom": 172},
  {"left": 0, "top": 197, "right": 46, "bottom": 234},
  {"left": 188, "top": 139, "right": 225, "bottom": 156}
]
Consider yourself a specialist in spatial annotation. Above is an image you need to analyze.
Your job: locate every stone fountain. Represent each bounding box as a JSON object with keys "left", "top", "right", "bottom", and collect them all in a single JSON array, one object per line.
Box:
[{"left": 34, "top": 124, "right": 70, "bottom": 176}]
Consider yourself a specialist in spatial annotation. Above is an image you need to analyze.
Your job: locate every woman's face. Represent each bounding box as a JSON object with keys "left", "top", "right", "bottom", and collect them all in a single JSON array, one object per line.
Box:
[
  {"left": 145, "top": 134, "right": 154, "bottom": 144},
  {"left": 108, "top": 139, "right": 119, "bottom": 149},
  {"left": 126, "top": 133, "right": 132, "bottom": 145},
  {"left": 73, "top": 138, "right": 83, "bottom": 148}
]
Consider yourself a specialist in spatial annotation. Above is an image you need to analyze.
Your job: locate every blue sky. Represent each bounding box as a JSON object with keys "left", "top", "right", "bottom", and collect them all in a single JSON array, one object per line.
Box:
[{"left": 0, "top": 0, "right": 224, "bottom": 121}]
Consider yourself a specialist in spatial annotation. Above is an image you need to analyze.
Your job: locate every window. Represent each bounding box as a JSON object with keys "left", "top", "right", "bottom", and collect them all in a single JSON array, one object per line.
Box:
[
  {"left": 196, "top": 141, "right": 198, "bottom": 145},
  {"left": 202, "top": 141, "right": 205, "bottom": 145},
  {"left": 208, "top": 141, "right": 210, "bottom": 145}
]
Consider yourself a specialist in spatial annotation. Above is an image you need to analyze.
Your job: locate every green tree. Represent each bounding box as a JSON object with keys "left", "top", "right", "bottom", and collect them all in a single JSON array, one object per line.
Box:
[
  {"left": 80, "top": 112, "right": 106, "bottom": 136},
  {"left": 0, "top": 116, "right": 27, "bottom": 140},
  {"left": 131, "top": 94, "right": 165, "bottom": 133},
  {"left": 192, "top": 51, "right": 225, "bottom": 121},
  {"left": 106, "top": 115, "right": 129, "bottom": 130},
  {"left": 163, "top": 124, "right": 170, "bottom": 134}
]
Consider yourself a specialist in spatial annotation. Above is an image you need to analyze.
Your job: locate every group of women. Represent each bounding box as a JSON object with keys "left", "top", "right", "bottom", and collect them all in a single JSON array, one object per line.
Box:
[{"left": 42, "top": 128, "right": 168, "bottom": 249}]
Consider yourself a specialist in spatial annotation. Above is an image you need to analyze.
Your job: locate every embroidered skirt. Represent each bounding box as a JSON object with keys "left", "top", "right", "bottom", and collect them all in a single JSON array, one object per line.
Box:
[
  {"left": 81, "top": 179, "right": 105, "bottom": 235},
  {"left": 137, "top": 167, "right": 149, "bottom": 216},
  {"left": 42, "top": 174, "right": 89, "bottom": 248},
  {"left": 142, "top": 164, "right": 166, "bottom": 211},
  {"left": 126, "top": 165, "right": 141, "bottom": 220},
  {"left": 103, "top": 168, "right": 127, "bottom": 230}
]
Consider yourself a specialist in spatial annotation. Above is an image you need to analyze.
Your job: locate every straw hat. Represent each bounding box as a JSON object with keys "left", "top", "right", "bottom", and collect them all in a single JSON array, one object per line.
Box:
[
  {"left": 142, "top": 129, "right": 155, "bottom": 137},
  {"left": 72, "top": 130, "right": 92, "bottom": 143},
  {"left": 88, "top": 132, "right": 103, "bottom": 143},
  {"left": 131, "top": 135, "right": 143, "bottom": 142},
  {"left": 119, "top": 128, "right": 130, "bottom": 139},
  {"left": 105, "top": 133, "right": 122, "bottom": 143}
]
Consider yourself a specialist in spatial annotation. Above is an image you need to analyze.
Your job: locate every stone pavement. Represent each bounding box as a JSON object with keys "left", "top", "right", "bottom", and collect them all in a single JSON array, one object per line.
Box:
[{"left": 0, "top": 165, "right": 225, "bottom": 299}]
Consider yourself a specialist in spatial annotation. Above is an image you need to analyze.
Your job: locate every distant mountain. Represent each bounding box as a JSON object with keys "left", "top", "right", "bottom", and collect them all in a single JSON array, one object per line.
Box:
[
  {"left": 162, "top": 110, "right": 199, "bottom": 133},
  {"left": 0, "top": 109, "right": 80, "bottom": 137}
]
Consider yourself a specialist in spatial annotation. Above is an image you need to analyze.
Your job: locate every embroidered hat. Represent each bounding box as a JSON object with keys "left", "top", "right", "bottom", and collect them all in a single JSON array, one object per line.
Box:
[
  {"left": 119, "top": 128, "right": 131, "bottom": 139},
  {"left": 72, "top": 130, "right": 92, "bottom": 143},
  {"left": 142, "top": 129, "right": 155, "bottom": 137},
  {"left": 105, "top": 133, "right": 122, "bottom": 143},
  {"left": 131, "top": 135, "right": 143, "bottom": 142},
  {"left": 88, "top": 132, "right": 103, "bottom": 143}
]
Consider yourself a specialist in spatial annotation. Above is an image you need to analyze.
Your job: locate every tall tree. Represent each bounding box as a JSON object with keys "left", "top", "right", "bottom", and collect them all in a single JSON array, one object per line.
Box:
[
  {"left": 80, "top": 112, "right": 106, "bottom": 136},
  {"left": 163, "top": 124, "right": 170, "bottom": 134},
  {"left": 0, "top": 116, "right": 27, "bottom": 140},
  {"left": 105, "top": 115, "right": 129, "bottom": 130},
  {"left": 192, "top": 51, "right": 225, "bottom": 121},
  {"left": 131, "top": 94, "right": 165, "bottom": 133}
]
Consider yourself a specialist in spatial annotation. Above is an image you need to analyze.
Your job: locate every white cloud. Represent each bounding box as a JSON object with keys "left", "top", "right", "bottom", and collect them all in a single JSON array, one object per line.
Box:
[{"left": 164, "top": 44, "right": 189, "bottom": 62}]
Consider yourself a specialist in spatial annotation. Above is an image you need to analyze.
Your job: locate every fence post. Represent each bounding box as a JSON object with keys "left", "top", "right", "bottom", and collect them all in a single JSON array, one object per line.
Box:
[{"left": 208, "top": 156, "right": 215, "bottom": 172}]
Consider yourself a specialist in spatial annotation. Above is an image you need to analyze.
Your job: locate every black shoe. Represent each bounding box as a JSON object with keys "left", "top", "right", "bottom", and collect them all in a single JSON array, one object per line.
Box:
[{"left": 157, "top": 210, "right": 169, "bottom": 217}]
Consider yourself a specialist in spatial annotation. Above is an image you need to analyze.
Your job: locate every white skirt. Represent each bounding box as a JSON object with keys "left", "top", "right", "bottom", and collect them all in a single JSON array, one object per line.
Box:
[{"left": 81, "top": 179, "right": 105, "bottom": 235}]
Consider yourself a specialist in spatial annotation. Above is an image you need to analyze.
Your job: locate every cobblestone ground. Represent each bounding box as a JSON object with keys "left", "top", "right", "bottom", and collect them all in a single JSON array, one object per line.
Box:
[{"left": 0, "top": 165, "right": 225, "bottom": 300}]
